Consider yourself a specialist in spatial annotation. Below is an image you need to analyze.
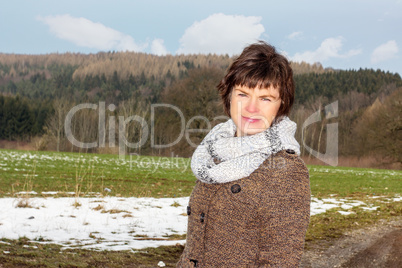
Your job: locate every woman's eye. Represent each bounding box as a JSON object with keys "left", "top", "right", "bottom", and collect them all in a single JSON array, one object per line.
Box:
[
  {"left": 261, "top": 98, "right": 272, "bottom": 102},
  {"left": 238, "top": 93, "right": 247, "bottom": 97}
]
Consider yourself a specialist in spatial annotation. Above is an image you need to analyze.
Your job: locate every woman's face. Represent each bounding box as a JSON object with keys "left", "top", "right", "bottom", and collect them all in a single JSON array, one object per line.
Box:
[{"left": 230, "top": 85, "right": 281, "bottom": 136}]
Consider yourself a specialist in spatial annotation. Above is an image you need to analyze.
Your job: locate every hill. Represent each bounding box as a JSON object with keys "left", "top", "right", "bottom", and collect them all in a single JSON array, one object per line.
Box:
[{"left": 0, "top": 52, "right": 401, "bottom": 168}]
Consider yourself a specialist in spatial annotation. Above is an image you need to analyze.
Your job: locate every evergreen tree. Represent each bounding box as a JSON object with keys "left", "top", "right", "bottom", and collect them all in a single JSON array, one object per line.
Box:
[{"left": 0, "top": 95, "right": 4, "bottom": 138}]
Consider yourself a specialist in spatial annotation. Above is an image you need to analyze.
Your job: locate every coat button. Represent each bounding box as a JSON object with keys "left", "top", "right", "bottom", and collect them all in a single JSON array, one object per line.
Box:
[
  {"left": 200, "top": 212, "right": 205, "bottom": 223},
  {"left": 190, "top": 259, "right": 198, "bottom": 267},
  {"left": 286, "top": 149, "right": 295, "bottom": 154},
  {"left": 187, "top": 206, "right": 191, "bottom": 216},
  {"left": 231, "top": 184, "right": 241, "bottom": 193}
]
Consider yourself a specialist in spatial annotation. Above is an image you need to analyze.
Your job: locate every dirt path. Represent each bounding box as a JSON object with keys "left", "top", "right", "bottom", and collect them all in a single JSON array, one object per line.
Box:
[{"left": 300, "top": 217, "right": 402, "bottom": 268}]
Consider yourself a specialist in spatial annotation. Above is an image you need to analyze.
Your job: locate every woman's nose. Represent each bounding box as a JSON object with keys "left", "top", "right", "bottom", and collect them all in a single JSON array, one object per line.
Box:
[{"left": 245, "top": 98, "right": 259, "bottom": 113}]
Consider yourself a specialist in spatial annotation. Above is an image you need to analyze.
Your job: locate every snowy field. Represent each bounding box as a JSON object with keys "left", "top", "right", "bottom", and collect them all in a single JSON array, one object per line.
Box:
[
  {"left": 1, "top": 193, "right": 400, "bottom": 251},
  {"left": 1, "top": 149, "right": 401, "bottom": 252}
]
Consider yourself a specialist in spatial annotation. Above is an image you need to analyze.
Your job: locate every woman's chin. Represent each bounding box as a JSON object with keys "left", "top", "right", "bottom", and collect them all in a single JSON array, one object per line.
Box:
[{"left": 238, "top": 125, "right": 268, "bottom": 136}]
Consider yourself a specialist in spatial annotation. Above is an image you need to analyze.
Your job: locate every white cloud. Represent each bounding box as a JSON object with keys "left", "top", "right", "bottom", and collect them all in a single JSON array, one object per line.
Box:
[
  {"left": 371, "top": 40, "right": 398, "bottom": 63},
  {"left": 291, "top": 37, "right": 362, "bottom": 63},
  {"left": 151, "top": 39, "right": 169, "bottom": 56},
  {"left": 37, "top": 14, "right": 146, "bottom": 52},
  {"left": 176, "top": 13, "right": 265, "bottom": 55},
  {"left": 287, "top": 31, "right": 303, "bottom": 40}
]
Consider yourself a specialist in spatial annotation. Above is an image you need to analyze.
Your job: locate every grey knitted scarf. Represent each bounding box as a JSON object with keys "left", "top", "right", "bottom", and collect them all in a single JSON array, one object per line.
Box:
[{"left": 191, "top": 116, "right": 300, "bottom": 184}]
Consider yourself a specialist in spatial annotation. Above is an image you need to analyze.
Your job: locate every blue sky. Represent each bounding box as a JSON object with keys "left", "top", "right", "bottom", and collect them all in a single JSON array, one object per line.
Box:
[{"left": 1, "top": 0, "right": 401, "bottom": 75}]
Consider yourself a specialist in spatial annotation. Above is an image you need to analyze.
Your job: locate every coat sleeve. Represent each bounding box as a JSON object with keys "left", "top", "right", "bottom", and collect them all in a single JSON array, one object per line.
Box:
[{"left": 256, "top": 158, "right": 310, "bottom": 267}]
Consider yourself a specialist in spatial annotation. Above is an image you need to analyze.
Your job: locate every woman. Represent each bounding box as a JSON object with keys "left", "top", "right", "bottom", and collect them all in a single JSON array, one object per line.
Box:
[{"left": 177, "top": 41, "right": 310, "bottom": 267}]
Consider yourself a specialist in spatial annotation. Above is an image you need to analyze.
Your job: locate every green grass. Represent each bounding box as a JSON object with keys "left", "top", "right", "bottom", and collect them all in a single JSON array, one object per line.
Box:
[
  {"left": 305, "top": 201, "right": 402, "bottom": 244},
  {"left": 0, "top": 237, "right": 184, "bottom": 268},
  {"left": 308, "top": 165, "right": 401, "bottom": 198},
  {"left": 0, "top": 148, "right": 401, "bottom": 267},
  {"left": 1, "top": 149, "right": 401, "bottom": 199},
  {"left": 0, "top": 148, "right": 195, "bottom": 198}
]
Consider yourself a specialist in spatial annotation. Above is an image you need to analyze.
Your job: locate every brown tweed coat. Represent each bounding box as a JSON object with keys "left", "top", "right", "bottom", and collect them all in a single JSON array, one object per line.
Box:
[{"left": 177, "top": 149, "right": 311, "bottom": 267}]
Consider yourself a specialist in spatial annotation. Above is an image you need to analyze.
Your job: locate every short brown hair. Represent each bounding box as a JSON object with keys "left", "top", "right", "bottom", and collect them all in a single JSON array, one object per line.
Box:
[{"left": 217, "top": 41, "right": 294, "bottom": 120}]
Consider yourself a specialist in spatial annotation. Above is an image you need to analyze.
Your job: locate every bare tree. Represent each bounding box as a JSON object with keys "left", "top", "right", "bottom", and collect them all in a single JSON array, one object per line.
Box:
[
  {"left": 45, "top": 99, "right": 72, "bottom": 152},
  {"left": 118, "top": 98, "right": 149, "bottom": 155},
  {"left": 352, "top": 89, "right": 402, "bottom": 164}
]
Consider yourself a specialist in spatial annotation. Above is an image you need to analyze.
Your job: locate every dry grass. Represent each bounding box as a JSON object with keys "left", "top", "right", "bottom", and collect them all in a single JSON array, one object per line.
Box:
[
  {"left": 92, "top": 204, "right": 104, "bottom": 211},
  {"left": 302, "top": 155, "right": 401, "bottom": 170},
  {"left": 101, "top": 208, "right": 130, "bottom": 214},
  {"left": 0, "top": 140, "right": 35, "bottom": 151},
  {"left": 72, "top": 201, "right": 81, "bottom": 208},
  {"left": 15, "top": 198, "right": 34, "bottom": 208},
  {"left": 14, "top": 160, "right": 37, "bottom": 209},
  {"left": 170, "top": 201, "right": 181, "bottom": 207}
]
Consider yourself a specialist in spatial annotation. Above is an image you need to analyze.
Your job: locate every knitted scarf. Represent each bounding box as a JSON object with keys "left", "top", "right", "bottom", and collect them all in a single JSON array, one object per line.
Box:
[{"left": 191, "top": 116, "right": 300, "bottom": 184}]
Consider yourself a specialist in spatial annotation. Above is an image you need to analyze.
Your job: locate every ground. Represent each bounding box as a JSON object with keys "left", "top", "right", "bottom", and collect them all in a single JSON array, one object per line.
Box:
[{"left": 300, "top": 216, "right": 402, "bottom": 268}]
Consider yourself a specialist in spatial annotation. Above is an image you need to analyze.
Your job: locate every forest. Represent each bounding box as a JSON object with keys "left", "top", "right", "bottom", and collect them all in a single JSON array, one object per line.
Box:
[{"left": 0, "top": 52, "right": 401, "bottom": 168}]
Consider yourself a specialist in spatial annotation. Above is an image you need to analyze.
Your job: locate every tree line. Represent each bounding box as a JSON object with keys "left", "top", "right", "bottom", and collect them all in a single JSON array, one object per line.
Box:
[
  {"left": 0, "top": 52, "right": 401, "bottom": 167},
  {"left": 0, "top": 94, "right": 51, "bottom": 141},
  {"left": 0, "top": 51, "right": 328, "bottom": 83}
]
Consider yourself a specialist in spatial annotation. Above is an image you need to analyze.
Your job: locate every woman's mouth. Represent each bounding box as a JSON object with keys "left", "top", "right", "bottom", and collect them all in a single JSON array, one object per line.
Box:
[{"left": 242, "top": 116, "right": 261, "bottom": 123}]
